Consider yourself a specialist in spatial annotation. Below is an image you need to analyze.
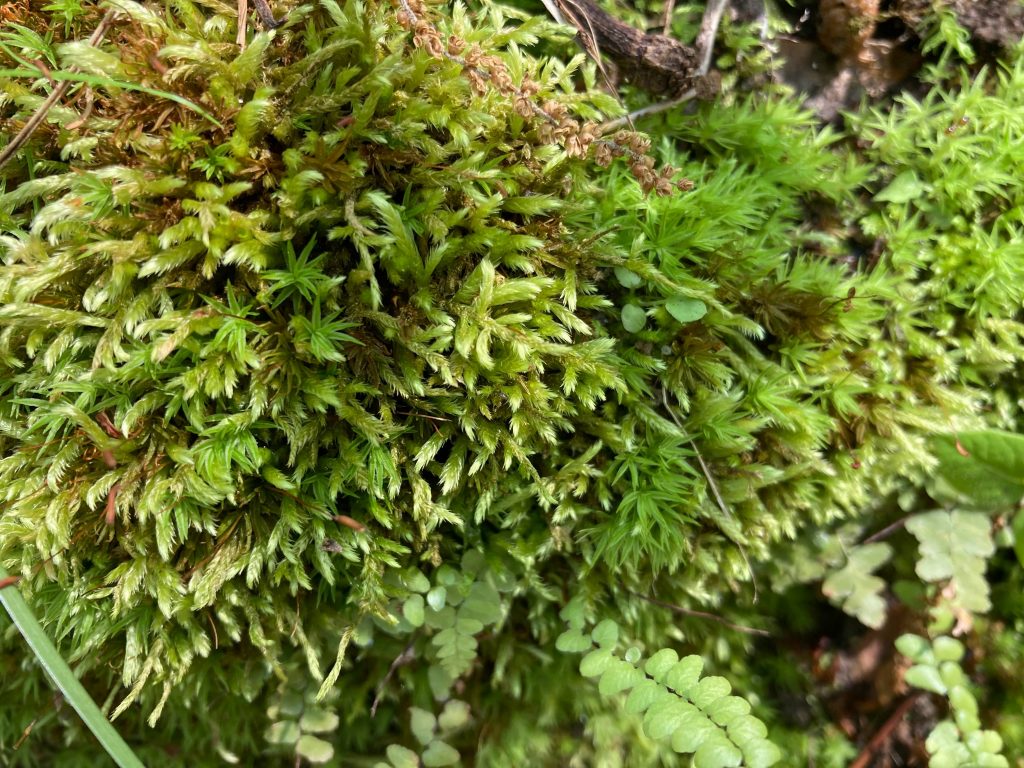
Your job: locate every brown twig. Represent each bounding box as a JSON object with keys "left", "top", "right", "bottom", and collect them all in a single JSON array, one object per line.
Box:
[
  {"left": 626, "top": 589, "right": 771, "bottom": 637},
  {"left": 183, "top": 515, "right": 243, "bottom": 580},
  {"left": 659, "top": 387, "right": 759, "bottom": 600},
  {"left": 104, "top": 482, "right": 121, "bottom": 526},
  {"left": 250, "top": 0, "right": 283, "bottom": 28},
  {"left": 601, "top": 88, "right": 697, "bottom": 133},
  {"left": 12, "top": 718, "right": 38, "bottom": 750},
  {"left": 0, "top": 8, "right": 118, "bottom": 171},
  {"left": 65, "top": 87, "right": 95, "bottom": 131},
  {"left": 662, "top": 0, "right": 676, "bottom": 35},
  {"left": 862, "top": 515, "right": 911, "bottom": 544},
  {"left": 695, "top": 0, "right": 730, "bottom": 76},
  {"left": 370, "top": 641, "right": 417, "bottom": 716},
  {"left": 849, "top": 693, "right": 921, "bottom": 768},
  {"left": 601, "top": 0, "right": 728, "bottom": 132},
  {"left": 236, "top": 0, "right": 250, "bottom": 46}
]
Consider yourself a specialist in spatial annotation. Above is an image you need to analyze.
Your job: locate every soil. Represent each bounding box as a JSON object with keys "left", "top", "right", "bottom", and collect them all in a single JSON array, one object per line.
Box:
[{"left": 772, "top": 0, "right": 1024, "bottom": 120}]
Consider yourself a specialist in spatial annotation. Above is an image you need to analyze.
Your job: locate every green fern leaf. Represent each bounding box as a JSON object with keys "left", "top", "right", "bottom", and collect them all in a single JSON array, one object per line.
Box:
[{"left": 906, "top": 511, "right": 994, "bottom": 613}]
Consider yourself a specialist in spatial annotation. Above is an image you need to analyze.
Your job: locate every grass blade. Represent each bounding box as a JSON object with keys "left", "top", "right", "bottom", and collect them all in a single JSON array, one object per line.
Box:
[
  {"left": 0, "top": 67, "right": 224, "bottom": 128},
  {"left": 0, "top": 567, "right": 145, "bottom": 768}
]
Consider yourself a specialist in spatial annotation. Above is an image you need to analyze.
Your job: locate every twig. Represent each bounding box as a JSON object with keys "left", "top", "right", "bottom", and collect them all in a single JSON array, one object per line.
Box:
[
  {"left": 662, "top": 0, "right": 676, "bottom": 35},
  {"left": 12, "top": 718, "right": 38, "bottom": 750},
  {"left": 862, "top": 515, "right": 911, "bottom": 544},
  {"left": 849, "top": 693, "right": 921, "bottom": 768},
  {"left": 557, "top": 0, "right": 623, "bottom": 105},
  {"left": 236, "top": 0, "right": 249, "bottom": 47},
  {"left": 250, "top": 0, "right": 283, "bottom": 28},
  {"left": 0, "top": 8, "right": 118, "bottom": 171},
  {"left": 601, "top": 0, "right": 728, "bottom": 132},
  {"left": 626, "top": 589, "right": 771, "bottom": 637},
  {"left": 696, "top": 0, "right": 730, "bottom": 76},
  {"left": 183, "top": 515, "right": 243, "bottom": 580},
  {"left": 538, "top": 0, "right": 566, "bottom": 24},
  {"left": 601, "top": 88, "right": 695, "bottom": 133},
  {"left": 65, "top": 87, "right": 95, "bottom": 131},
  {"left": 370, "top": 641, "right": 417, "bottom": 717},
  {"left": 660, "top": 387, "right": 759, "bottom": 601}
]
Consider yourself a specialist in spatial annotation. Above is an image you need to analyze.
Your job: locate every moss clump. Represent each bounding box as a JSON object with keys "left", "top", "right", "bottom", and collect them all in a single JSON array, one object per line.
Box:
[{"left": 2, "top": 0, "right": 1024, "bottom": 764}]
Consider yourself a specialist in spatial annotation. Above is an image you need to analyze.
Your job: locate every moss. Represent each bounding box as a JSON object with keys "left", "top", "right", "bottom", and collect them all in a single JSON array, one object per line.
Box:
[{"left": 2, "top": 0, "right": 1024, "bottom": 764}]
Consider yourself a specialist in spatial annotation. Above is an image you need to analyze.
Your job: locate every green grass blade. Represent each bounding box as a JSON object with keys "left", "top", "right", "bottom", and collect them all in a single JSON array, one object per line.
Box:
[
  {"left": 0, "top": 567, "right": 145, "bottom": 768},
  {"left": 0, "top": 67, "right": 224, "bottom": 128}
]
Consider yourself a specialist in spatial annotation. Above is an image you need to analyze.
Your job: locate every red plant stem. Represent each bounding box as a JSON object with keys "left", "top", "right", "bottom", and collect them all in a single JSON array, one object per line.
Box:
[
  {"left": 105, "top": 483, "right": 121, "bottom": 526},
  {"left": 849, "top": 693, "right": 921, "bottom": 768}
]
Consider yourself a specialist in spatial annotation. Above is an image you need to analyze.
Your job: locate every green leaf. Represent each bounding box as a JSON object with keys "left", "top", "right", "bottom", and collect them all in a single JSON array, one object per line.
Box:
[
  {"left": 954, "top": 706, "right": 980, "bottom": 734},
  {"left": 743, "top": 739, "right": 783, "bottom": 768},
  {"left": 665, "top": 655, "right": 704, "bottom": 695},
  {"left": 931, "top": 430, "right": 1024, "bottom": 509},
  {"left": 905, "top": 664, "right": 947, "bottom": 695},
  {"left": 614, "top": 267, "right": 642, "bottom": 288},
  {"left": 458, "top": 582, "right": 502, "bottom": 625},
  {"left": 939, "top": 660, "right": 967, "bottom": 690},
  {"left": 690, "top": 676, "right": 732, "bottom": 709},
  {"left": 410, "top": 708, "right": 437, "bottom": 746},
  {"left": 969, "top": 730, "right": 1005, "bottom": 755},
  {"left": 932, "top": 636, "right": 965, "bottom": 663},
  {"left": 644, "top": 699, "right": 692, "bottom": 740},
  {"left": 0, "top": 569, "right": 145, "bottom": 768},
  {"left": 692, "top": 737, "right": 743, "bottom": 768},
  {"left": 644, "top": 649, "right": 679, "bottom": 681},
  {"left": 580, "top": 648, "right": 615, "bottom": 678},
  {"left": 386, "top": 744, "right": 420, "bottom": 768},
  {"left": 421, "top": 739, "right": 460, "bottom": 766},
  {"left": 428, "top": 665, "right": 454, "bottom": 700},
  {"left": 555, "top": 628, "right": 594, "bottom": 653},
  {"left": 895, "top": 633, "right": 932, "bottom": 662},
  {"left": 455, "top": 617, "right": 483, "bottom": 635},
  {"left": 425, "top": 606, "right": 457, "bottom": 630},
  {"left": 948, "top": 685, "right": 977, "bottom": 716},
  {"left": 295, "top": 734, "right": 334, "bottom": 764},
  {"left": 1013, "top": 511, "right": 1024, "bottom": 568},
  {"left": 427, "top": 587, "right": 447, "bottom": 612},
  {"left": 598, "top": 658, "right": 644, "bottom": 695},
  {"left": 668, "top": 711, "right": 718, "bottom": 753},
  {"left": 706, "top": 696, "right": 751, "bottom": 725},
  {"left": 874, "top": 170, "right": 929, "bottom": 203},
  {"left": 404, "top": 594, "right": 426, "bottom": 627},
  {"left": 265, "top": 720, "right": 301, "bottom": 745},
  {"left": 971, "top": 754, "right": 1009, "bottom": 768},
  {"left": 925, "top": 721, "right": 961, "bottom": 752},
  {"left": 621, "top": 303, "right": 647, "bottom": 333},
  {"left": 665, "top": 297, "right": 707, "bottom": 324},
  {"left": 906, "top": 510, "right": 994, "bottom": 613},
  {"left": 460, "top": 550, "right": 486, "bottom": 576},
  {"left": 559, "top": 597, "right": 587, "bottom": 630},
  {"left": 821, "top": 542, "right": 892, "bottom": 629},
  {"left": 591, "top": 618, "right": 619, "bottom": 647},
  {"left": 624, "top": 679, "right": 669, "bottom": 714},
  {"left": 726, "top": 715, "right": 768, "bottom": 745},
  {"left": 438, "top": 700, "right": 471, "bottom": 731},
  {"left": 404, "top": 569, "right": 431, "bottom": 593},
  {"left": 278, "top": 691, "right": 305, "bottom": 717},
  {"left": 299, "top": 707, "right": 340, "bottom": 733}
]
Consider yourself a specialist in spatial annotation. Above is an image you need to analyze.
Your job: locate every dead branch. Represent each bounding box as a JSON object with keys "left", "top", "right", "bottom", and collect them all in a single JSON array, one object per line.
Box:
[{"left": 0, "top": 8, "right": 118, "bottom": 171}]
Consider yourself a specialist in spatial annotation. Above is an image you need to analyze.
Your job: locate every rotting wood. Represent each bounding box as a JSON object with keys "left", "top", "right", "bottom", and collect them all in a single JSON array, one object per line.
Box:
[{"left": 556, "top": 0, "right": 700, "bottom": 95}]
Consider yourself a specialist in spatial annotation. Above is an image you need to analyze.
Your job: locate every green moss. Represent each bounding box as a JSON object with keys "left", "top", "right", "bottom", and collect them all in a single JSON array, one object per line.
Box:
[{"left": 2, "top": 0, "right": 1024, "bottom": 763}]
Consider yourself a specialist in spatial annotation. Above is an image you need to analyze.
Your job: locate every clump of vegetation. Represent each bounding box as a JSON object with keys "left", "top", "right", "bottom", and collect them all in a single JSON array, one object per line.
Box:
[{"left": 2, "top": 0, "right": 1024, "bottom": 765}]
